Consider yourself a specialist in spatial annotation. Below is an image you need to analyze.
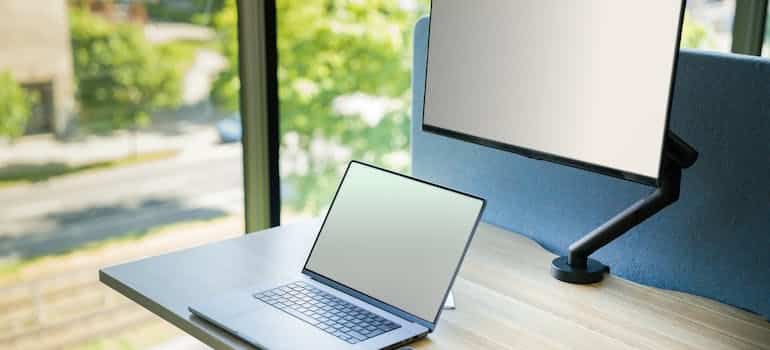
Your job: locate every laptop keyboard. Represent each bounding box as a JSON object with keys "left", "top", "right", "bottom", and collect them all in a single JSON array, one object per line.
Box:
[{"left": 254, "top": 281, "right": 401, "bottom": 344}]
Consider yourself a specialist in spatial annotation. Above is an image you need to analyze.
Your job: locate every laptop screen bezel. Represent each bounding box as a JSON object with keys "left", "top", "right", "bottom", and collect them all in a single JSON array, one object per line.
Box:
[{"left": 301, "top": 160, "right": 486, "bottom": 331}]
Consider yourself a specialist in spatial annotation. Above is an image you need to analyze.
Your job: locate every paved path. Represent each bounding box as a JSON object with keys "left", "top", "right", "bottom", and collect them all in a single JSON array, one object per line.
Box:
[
  {"left": 144, "top": 22, "right": 216, "bottom": 45},
  {"left": 182, "top": 49, "right": 227, "bottom": 105},
  {"left": 0, "top": 142, "right": 243, "bottom": 261}
]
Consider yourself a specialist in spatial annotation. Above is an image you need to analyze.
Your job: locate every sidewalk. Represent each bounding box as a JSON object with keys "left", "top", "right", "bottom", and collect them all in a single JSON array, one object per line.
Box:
[{"left": 0, "top": 120, "right": 222, "bottom": 167}]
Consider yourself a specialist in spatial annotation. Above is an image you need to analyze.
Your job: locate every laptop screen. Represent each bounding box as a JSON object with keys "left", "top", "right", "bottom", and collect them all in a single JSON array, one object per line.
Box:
[{"left": 304, "top": 161, "right": 485, "bottom": 323}]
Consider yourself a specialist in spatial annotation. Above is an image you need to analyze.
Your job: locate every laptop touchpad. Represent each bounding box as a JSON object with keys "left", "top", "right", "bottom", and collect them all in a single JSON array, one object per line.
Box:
[{"left": 229, "top": 304, "right": 341, "bottom": 350}]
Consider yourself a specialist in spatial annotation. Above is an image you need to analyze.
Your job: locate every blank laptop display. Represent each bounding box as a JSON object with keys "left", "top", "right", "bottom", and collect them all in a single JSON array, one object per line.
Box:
[{"left": 305, "top": 162, "right": 484, "bottom": 322}]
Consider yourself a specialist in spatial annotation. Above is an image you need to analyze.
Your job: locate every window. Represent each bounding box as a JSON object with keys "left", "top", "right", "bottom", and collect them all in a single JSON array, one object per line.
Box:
[
  {"left": 682, "top": 0, "right": 736, "bottom": 52},
  {"left": 683, "top": 0, "right": 770, "bottom": 56},
  {"left": 0, "top": 1, "right": 240, "bottom": 349},
  {"left": 276, "top": 0, "right": 430, "bottom": 223}
]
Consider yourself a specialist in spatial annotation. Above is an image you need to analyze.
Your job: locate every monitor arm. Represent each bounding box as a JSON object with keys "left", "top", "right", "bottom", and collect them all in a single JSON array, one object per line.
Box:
[{"left": 550, "top": 131, "right": 698, "bottom": 284}]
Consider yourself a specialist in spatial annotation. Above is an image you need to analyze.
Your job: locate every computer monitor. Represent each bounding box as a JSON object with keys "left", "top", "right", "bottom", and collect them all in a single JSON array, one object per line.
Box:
[
  {"left": 423, "top": 1, "right": 686, "bottom": 185},
  {"left": 422, "top": 1, "right": 697, "bottom": 284}
]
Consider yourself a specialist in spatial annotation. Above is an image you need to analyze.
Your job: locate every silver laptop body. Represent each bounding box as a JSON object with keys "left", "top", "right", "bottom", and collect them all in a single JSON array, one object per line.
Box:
[{"left": 189, "top": 161, "right": 486, "bottom": 349}]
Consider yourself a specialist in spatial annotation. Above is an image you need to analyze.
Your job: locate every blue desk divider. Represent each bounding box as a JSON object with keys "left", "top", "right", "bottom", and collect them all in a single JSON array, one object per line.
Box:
[{"left": 410, "top": 17, "right": 770, "bottom": 319}]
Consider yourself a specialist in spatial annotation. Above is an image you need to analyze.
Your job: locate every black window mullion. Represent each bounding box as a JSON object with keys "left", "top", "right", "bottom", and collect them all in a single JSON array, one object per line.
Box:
[{"left": 732, "top": 0, "right": 768, "bottom": 55}]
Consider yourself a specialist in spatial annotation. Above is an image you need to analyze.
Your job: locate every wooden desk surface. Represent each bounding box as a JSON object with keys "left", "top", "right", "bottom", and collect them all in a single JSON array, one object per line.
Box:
[{"left": 100, "top": 220, "right": 770, "bottom": 350}]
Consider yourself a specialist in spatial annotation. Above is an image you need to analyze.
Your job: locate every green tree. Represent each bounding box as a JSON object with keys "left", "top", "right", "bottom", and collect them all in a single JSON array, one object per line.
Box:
[
  {"left": 69, "top": 8, "right": 182, "bottom": 131},
  {"left": 210, "top": 0, "right": 240, "bottom": 112},
  {"left": 0, "top": 71, "right": 38, "bottom": 140},
  {"left": 212, "top": 0, "right": 428, "bottom": 214},
  {"left": 681, "top": 14, "right": 713, "bottom": 49}
]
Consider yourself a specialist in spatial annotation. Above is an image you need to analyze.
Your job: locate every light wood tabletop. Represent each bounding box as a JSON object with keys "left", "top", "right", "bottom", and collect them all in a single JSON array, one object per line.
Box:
[{"left": 100, "top": 219, "right": 770, "bottom": 349}]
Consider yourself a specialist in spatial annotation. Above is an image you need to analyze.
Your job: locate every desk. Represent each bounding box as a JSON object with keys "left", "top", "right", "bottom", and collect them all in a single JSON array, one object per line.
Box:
[{"left": 100, "top": 220, "right": 770, "bottom": 349}]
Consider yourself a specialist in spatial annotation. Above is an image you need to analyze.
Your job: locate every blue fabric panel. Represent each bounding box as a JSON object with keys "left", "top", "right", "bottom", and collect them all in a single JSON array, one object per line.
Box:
[{"left": 411, "top": 17, "right": 770, "bottom": 318}]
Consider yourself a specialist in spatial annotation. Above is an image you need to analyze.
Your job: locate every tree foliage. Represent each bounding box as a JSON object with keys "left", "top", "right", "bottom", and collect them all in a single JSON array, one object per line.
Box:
[
  {"left": 212, "top": 0, "right": 428, "bottom": 213},
  {"left": 210, "top": 0, "right": 240, "bottom": 112},
  {"left": 69, "top": 8, "right": 182, "bottom": 131},
  {"left": 0, "top": 71, "right": 38, "bottom": 140},
  {"left": 682, "top": 14, "right": 714, "bottom": 49}
]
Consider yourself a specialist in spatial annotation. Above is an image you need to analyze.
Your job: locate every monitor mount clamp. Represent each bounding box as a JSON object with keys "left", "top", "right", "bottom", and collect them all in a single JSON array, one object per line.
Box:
[{"left": 550, "top": 131, "right": 698, "bottom": 284}]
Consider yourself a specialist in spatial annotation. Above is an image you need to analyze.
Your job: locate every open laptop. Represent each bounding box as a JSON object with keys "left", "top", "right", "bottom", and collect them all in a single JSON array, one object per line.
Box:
[{"left": 189, "top": 161, "right": 486, "bottom": 349}]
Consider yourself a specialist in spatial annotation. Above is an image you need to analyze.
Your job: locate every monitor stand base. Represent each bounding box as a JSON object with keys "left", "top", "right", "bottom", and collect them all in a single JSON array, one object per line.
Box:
[{"left": 550, "top": 256, "right": 609, "bottom": 284}]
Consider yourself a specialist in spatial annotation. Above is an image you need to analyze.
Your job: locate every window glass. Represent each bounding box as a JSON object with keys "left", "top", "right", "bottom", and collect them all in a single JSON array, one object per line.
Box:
[
  {"left": 0, "top": 1, "right": 240, "bottom": 349},
  {"left": 276, "top": 0, "right": 431, "bottom": 222},
  {"left": 682, "top": 0, "right": 735, "bottom": 52}
]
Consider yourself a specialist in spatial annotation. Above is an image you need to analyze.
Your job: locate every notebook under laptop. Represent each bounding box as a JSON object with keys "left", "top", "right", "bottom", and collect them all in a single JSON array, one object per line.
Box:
[{"left": 189, "top": 161, "right": 486, "bottom": 349}]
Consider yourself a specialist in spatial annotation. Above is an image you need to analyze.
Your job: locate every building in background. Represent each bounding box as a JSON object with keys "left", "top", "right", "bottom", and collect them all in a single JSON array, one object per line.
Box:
[{"left": 0, "top": 0, "right": 75, "bottom": 137}]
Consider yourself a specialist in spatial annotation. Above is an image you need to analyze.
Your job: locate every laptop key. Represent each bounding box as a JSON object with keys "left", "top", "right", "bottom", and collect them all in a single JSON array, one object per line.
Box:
[
  {"left": 256, "top": 282, "right": 403, "bottom": 343},
  {"left": 283, "top": 308, "right": 319, "bottom": 325},
  {"left": 348, "top": 330, "right": 368, "bottom": 341}
]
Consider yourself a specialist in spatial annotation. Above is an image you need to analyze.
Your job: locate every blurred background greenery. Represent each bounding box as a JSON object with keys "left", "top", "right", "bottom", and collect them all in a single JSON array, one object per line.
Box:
[
  {"left": 69, "top": 6, "right": 183, "bottom": 132},
  {"left": 0, "top": 71, "right": 39, "bottom": 140}
]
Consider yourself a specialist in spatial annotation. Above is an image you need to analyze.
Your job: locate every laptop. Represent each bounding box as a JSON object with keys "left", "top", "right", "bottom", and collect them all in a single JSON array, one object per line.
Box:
[{"left": 189, "top": 161, "right": 486, "bottom": 349}]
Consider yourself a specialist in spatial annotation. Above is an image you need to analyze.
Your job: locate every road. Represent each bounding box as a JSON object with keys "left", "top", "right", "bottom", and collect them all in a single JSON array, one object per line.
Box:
[{"left": 0, "top": 143, "right": 245, "bottom": 261}]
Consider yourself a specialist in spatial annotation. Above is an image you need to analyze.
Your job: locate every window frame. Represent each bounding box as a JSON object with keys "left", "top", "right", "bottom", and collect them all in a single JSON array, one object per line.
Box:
[
  {"left": 732, "top": 0, "right": 769, "bottom": 55},
  {"left": 237, "top": 0, "right": 281, "bottom": 232}
]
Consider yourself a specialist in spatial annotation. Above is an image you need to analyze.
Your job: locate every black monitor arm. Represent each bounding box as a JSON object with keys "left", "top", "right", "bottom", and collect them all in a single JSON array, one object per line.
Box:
[{"left": 550, "top": 131, "right": 698, "bottom": 284}]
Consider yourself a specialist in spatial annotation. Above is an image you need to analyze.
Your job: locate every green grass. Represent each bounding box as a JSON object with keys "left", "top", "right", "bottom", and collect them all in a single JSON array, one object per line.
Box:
[
  {"left": 0, "top": 149, "right": 179, "bottom": 189},
  {"left": 0, "top": 258, "right": 24, "bottom": 279}
]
